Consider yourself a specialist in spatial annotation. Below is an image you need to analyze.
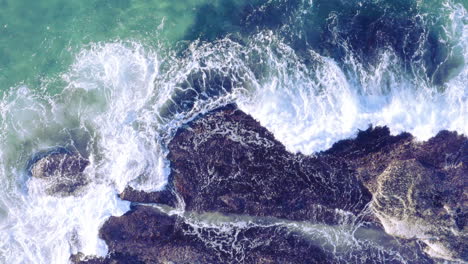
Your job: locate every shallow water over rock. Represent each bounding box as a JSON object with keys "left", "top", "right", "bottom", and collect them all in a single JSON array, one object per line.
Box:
[{"left": 28, "top": 149, "right": 90, "bottom": 196}]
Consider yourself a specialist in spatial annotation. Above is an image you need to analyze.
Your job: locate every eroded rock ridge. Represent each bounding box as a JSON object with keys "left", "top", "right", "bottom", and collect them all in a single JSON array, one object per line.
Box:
[{"left": 73, "top": 105, "right": 466, "bottom": 263}]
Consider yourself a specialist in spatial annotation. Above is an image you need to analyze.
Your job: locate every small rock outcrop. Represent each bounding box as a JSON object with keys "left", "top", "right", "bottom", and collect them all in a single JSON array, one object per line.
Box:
[
  {"left": 119, "top": 186, "right": 178, "bottom": 208},
  {"left": 28, "top": 148, "right": 90, "bottom": 196}
]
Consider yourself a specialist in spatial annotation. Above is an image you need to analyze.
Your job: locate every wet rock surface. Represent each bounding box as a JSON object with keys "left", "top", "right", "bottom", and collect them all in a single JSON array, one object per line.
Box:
[
  {"left": 74, "top": 205, "right": 334, "bottom": 264},
  {"left": 73, "top": 205, "right": 433, "bottom": 264},
  {"left": 73, "top": 105, "right": 466, "bottom": 263},
  {"left": 28, "top": 148, "right": 90, "bottom": 196},
  {"left": 326, "top": 127, "right": 468, "bottom": 261},
  {"left": 167, "top": 104, "right": 372, "bottom": 222},
  {"left": 119, "top": 186, "right": 178, "bottom": 208}
]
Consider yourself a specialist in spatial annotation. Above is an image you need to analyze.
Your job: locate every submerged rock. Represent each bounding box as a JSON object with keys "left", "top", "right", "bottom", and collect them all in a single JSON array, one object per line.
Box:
[{"left": 28, "top": 148, "right": 90, "bottom": 196}]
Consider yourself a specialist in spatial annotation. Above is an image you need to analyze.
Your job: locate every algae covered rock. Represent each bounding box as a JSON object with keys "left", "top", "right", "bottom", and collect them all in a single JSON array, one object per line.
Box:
[
  {"left": 373, "top": 159, "right": 467, "bottom": 261},
  {"left": 327, "top": 128, "right": 467, "bottom": 261}
]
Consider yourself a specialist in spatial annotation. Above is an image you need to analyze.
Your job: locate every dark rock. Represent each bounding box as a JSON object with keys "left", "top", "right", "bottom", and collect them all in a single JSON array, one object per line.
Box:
[
  {"left": 28, "top": 148, "right": 90, "bottom": 196},
  {"left": 75, "top": 105, "right": 466, "bottom": 263},
  {"left": 74, "top": 205, "right": 434, "bottom": 264},
  {"left": 326, "top": 127, "right": 468, "bottom": 261},
  {"left": 119, "top": 186, "right": 177, "bottom": 208},
  {"left": 323, "top": 126, "right": 414, "bottom": 193},
  {"left": 167, "top": 105, "right": 372, "bottom": 223},
  {"left": 72, "top": 205, "right": 332, "bottom": 264}
]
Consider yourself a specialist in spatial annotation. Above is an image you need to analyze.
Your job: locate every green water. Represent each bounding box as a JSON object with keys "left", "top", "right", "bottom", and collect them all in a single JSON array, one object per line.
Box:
[
  {"left": 1, "top": 0, "right": 465, "bottom": 94},
  {"left": 0, "top": 0, "right": 260, "bottom": 92}
]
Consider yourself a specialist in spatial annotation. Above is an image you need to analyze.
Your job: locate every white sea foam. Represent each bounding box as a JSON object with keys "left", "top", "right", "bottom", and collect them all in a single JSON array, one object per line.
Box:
[
  {"left": 63, "top": 41, "right": 168, "bottom": 192},
  {"left": 0, "top": 182, "right": 129, "bottom": 264},
  {"left": 238, "top": 11, "right": 467, "bottom": 154},
  {"left": 0, "top": 42, "right": 165, "bottom": 263},
  {"left": 240, "top": 48, "right": 467, "bottom": 154}
]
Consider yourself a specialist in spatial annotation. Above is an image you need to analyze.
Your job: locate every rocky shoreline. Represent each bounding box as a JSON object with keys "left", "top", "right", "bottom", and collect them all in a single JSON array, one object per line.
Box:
[{"left": 30, "top": 105, "right": 466, "bottom": 263}]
